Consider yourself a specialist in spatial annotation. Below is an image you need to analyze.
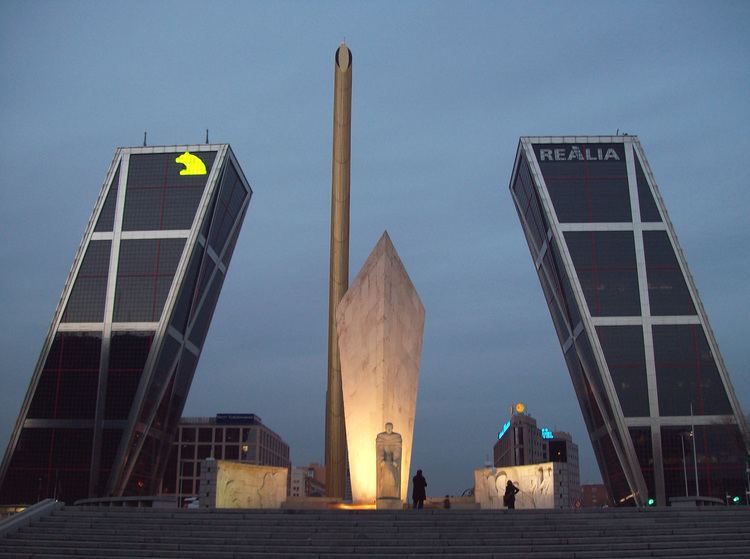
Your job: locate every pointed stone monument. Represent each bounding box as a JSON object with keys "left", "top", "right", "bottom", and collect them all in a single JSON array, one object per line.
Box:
[{"left": 336, "top": 232, "right": 425, "bottom": 505}]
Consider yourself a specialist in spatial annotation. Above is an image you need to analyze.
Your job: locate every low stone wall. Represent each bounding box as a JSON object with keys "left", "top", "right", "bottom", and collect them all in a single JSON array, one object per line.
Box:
[{"left": 199, "top": 459, "right": 288, "bottom": 509}]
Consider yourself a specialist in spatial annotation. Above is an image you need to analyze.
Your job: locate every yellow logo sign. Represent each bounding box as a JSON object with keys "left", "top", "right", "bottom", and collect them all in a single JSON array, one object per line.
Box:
[
  {"left": 175, "top": 151, "right": 207, "bottom": 176},
  {"left": 515, "top": 403, "right": 525, "bottom": 413}
]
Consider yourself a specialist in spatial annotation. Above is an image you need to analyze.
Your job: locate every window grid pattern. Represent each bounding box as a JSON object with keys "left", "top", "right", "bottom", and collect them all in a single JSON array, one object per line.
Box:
[
  {"left": 207, "top": 162, "right": 248, "bottom": 256},
  {"left": 28, "top": 333, "right": 102, "bottom": 420},
  {"left": 513, "top": 138, "right": 748, "bottom": 505},
  {"left": 633, "top": 153, "right": 662, "bottom": 222},
  {"left": 597, "top": 326, "right": 650, "bottom": 417},
  {"left": 661, "top": 425, "right": 746, "bottom": 503},
  {"left": 94, "top": 164, "right": 120, "bottom": 232},
  {"left": 122, "top": 152, "right": 216, "bottom": 231},
  {"left": 565, "top": 231, "right": 641, "bottom": 317},
  {"left": 163, "top": 422, "right": 290, "bottom": 506},
  {"left": 534, "top": 143, "right": 631, "bottom": 223},
  {"left": 512, "top": 155, "right": 548, "bottom": 252},
  {"left": 105, "top": 332, "right": 154, "bottom": 420},
  {"left": 62, "top": 240, "right": 112, "bottom": 323},
  {"left": 114, "top": 238, "right": 186, "bottom": 322},
  {"left": 643, "top": 231, "right": 696, "bottom": 316},
  {"left": 652, "top": 324, "right": 731, "bottom": 417}
]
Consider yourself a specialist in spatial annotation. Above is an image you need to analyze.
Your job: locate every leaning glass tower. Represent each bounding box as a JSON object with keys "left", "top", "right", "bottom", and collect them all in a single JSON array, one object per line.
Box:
[
  {"left": 510, "top": 136, "right": 749, "bottom": 506},
  {"left": 0, "top": 145, "right": 252, "bottom": 504}
]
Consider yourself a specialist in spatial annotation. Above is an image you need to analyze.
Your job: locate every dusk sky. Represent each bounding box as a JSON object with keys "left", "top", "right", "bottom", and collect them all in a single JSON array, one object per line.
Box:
[{"left": 1, "top": 1, "right": 748, "bottom": 496}]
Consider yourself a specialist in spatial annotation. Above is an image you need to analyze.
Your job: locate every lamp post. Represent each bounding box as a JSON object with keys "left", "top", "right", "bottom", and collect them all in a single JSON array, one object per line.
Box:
[
  {"left": 690, "top": 403, "right": 699, "bottom": 497},
  {"left": 680, "top": 432, "right": 689, "bottom": 496}
]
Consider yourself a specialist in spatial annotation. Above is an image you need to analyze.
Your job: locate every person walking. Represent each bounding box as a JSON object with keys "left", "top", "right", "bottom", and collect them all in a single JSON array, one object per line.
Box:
[
  {"left": 503, "top": 480, "right": 520, "bottom": 509},
  {"left": 412, "top": 469, "right": 427, "bottom": 509}
]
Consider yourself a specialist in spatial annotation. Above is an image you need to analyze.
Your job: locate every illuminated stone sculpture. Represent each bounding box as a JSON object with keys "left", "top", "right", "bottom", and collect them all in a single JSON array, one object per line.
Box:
[
  {"left": 376, "top": 423, "right": 402, "bottom": 509},
  {"left": 336, "top": 232, "right": 425, "bottom": 504}
]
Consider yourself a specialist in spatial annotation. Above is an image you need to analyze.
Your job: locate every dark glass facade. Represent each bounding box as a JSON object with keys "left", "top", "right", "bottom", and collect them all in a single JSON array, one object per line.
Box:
[
  {"left": 511, "top": 136, "right": 749, "bottom": 506},
  {"left": 0, "top": 146, "right": 252, "bottom": 505}
]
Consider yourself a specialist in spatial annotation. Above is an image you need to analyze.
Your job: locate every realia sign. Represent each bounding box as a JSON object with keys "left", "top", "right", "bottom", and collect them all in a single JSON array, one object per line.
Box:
[{"left": 536, "top": 144, "right": 622, "bottom": 162}]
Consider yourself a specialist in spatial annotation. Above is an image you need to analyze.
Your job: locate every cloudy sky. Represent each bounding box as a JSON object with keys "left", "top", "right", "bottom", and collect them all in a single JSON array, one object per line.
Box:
[{"left": 1, "top": 1, "right": 748, "bottom": 496}]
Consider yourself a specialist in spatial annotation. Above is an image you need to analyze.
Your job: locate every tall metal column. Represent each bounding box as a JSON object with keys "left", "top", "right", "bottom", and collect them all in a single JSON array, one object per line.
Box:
[{"left": 325, "top": 43, "right": 352, "bottom": 498}]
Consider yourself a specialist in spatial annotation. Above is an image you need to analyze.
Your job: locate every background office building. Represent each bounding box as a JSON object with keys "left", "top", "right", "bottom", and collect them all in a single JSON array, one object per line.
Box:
[
  {"left": 0, "top": 145, "right": 252, "bottom": 505},
  {"left": 493, "top": 408, "right": 545, "bottom": 467},
  {"left": 290, "top": 463, "right": 326, "bottom": 498},
  {"left": 510, "top": 135, "right": 749, "bottom": 506},
  {"left": 161, "top": 414, "right": 290, "bottom": 505},
  {"left": 493, "top": 408, "right": 581, "bottom": 506}
]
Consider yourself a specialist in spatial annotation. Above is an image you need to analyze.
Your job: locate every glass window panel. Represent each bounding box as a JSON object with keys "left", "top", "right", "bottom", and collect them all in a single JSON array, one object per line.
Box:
[
  {"left": 105, "top": 332, "right": 154, "bottom": 420},
  {"left": 534, "top": 143, "right": 630, "bottom": 223},
  {"left": 661, "top": 425, "right": 746, "bottom": 503},
  {"left": 94, "top": 164, "right": 120, "bottom": 232},
  {"left": 180, "top": 444, "right": 195, "bottom": 460},
  {"left": 207, "top": 162, "right": 248, "bottom": 256},
  {"left": 643, "top": 231, "right": 696, "bottom": 316},
  {"left": 512, "top": 156, "right": 548, "bottom": 253},
  {"left": 122, "top": 152, "right": 216, "bottom": 231},
  {"left": 628, "top": 427, "right": 655, "bottom": 500},
  {"left": 597, "top": 326, "right": 650, "bottom": 417},
  {"left": 653, "top": 325, "right": 731, "bottom": 416},
  {"left": 224, "top": 446, "right": 239, "bottom": 460},
  {"left": 198, "top": 428, "right": 213, "bottom": 443},
  {"left": 197, "top": 445, "right": 212, "bottom": 459},
  {"left": 593, "top": 434, "right": 633, "bottom": 506},
  {"left": 162, "top": 350, "right": 199, "bottom": 436},
  {"left": 28, "top": 332, "right": 101, "bottom": 420},
  {"left": 545, "top": 241, "right": 582, "bottom": 328},
  {"left": 170, "top": 244, "right": 202, "bottom": 334},
  {"left": 62, "top": 240, "right": 112, "bottom": 323},
  {"left": 565, "top": 231, "right": 640, "bottom": 316},
  {"left": 181, "top": 428, "right": 196, "bottom": 443},
  {"left": 187, "top": 269, "right": 225, "bottom": 348},
  {"left": 633, "top": 153, "right": 661, "bottom": 222},
  {"left": 221, "top": 205, "right": 247, "bottom": 267},
  {"left": 114, "top": 238, "right": 186, "bottom": 322},
  {"left": 537, "top": 266, "right": 569, "bottom": 345}
]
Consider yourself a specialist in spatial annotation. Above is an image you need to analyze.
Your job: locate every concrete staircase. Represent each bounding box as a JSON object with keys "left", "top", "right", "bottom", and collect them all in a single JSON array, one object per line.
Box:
[{"left": 1, "top": 506, "right": 749, "bottom": 558}]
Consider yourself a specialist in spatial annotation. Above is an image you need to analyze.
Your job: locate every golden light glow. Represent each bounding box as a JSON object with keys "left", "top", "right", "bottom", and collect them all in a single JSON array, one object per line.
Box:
[
  {"left": 175, "top": 151, "right": 207, "bottom": 175},
  {"left": 330, "top": 503, "right": 377, "bottom": 510},
  {"left": 515, "top": 402, "right": 525, "bottom": 413}
]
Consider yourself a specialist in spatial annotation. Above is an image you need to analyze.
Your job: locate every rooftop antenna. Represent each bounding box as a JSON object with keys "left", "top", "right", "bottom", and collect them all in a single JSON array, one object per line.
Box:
[
  {"left": 143, "top": 131, "right": 147, "bottom": 147},
  {"left": 616, "top": 128, "right": 620, "bottom": 136},
  {"left": 205, "top": 129, "right": 209, "bottom": 144}
]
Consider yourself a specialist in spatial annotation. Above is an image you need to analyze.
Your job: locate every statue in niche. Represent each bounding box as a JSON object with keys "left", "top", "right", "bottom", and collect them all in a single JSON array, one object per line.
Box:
[{"left": 376, "top": 422, "right": 402, "bottom": 501}]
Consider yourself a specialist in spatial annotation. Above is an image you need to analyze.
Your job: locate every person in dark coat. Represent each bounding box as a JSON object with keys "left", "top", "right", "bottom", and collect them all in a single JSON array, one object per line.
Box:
[
  {"left": 412, "top": 469, "right": 427, "bottom": 509},
  {"left": 504, "top": 480, "right": 520, "bottom": 509}
]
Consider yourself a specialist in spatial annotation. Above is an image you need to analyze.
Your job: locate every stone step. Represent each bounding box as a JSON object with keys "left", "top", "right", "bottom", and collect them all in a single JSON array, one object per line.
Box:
[
  {"left": 2, "top": 545, "right": 750, "bottom": 559},
  {"left": 33, "top": 514, "right": 750, "bottom": 528},
  {"left": 25, "top": 520, "right": 750, "bottom": 534},
  {"left": 12, "top": 530, "right": 749, "bottom": 546},
  {"left": 3, "top": 538, "right": 748, "bottom": 555}
]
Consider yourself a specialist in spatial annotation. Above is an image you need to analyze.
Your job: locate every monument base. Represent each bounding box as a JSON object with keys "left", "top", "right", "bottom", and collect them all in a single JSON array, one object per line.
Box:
[{"left": 376, "top": 498, "right": 403, "bottom": 510}]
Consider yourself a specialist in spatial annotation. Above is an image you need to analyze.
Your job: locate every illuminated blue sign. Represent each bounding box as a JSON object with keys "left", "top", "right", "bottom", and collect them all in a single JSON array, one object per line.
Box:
[
  {"left": 498, "top": 421, "right": 511, "bottom": 440},
  {"left": 541, "top": 427, "right": 554, "bottom": 439}
]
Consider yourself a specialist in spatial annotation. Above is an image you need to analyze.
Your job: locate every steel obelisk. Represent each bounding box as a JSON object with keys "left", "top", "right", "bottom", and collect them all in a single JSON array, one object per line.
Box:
[{"left": 325, "top": 43, "right": 352, "bottom": 498}]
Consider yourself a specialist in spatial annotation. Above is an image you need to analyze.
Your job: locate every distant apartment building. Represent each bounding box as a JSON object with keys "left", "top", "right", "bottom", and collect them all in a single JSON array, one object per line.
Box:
[
  {"left": 493, "top": 407, "right": 545, "bottom": 467},
  {"left": 582, "top": 484, "right": 612, "bottom": 508},
  {"left": 290, "top": 463, "right": 326, "bottom": 497},
  {"left": 160, "top": 413, "right": 290, "bottom": 505},
  {"left": 493, "top": 405, "right": 581, "bottom": 506}
]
